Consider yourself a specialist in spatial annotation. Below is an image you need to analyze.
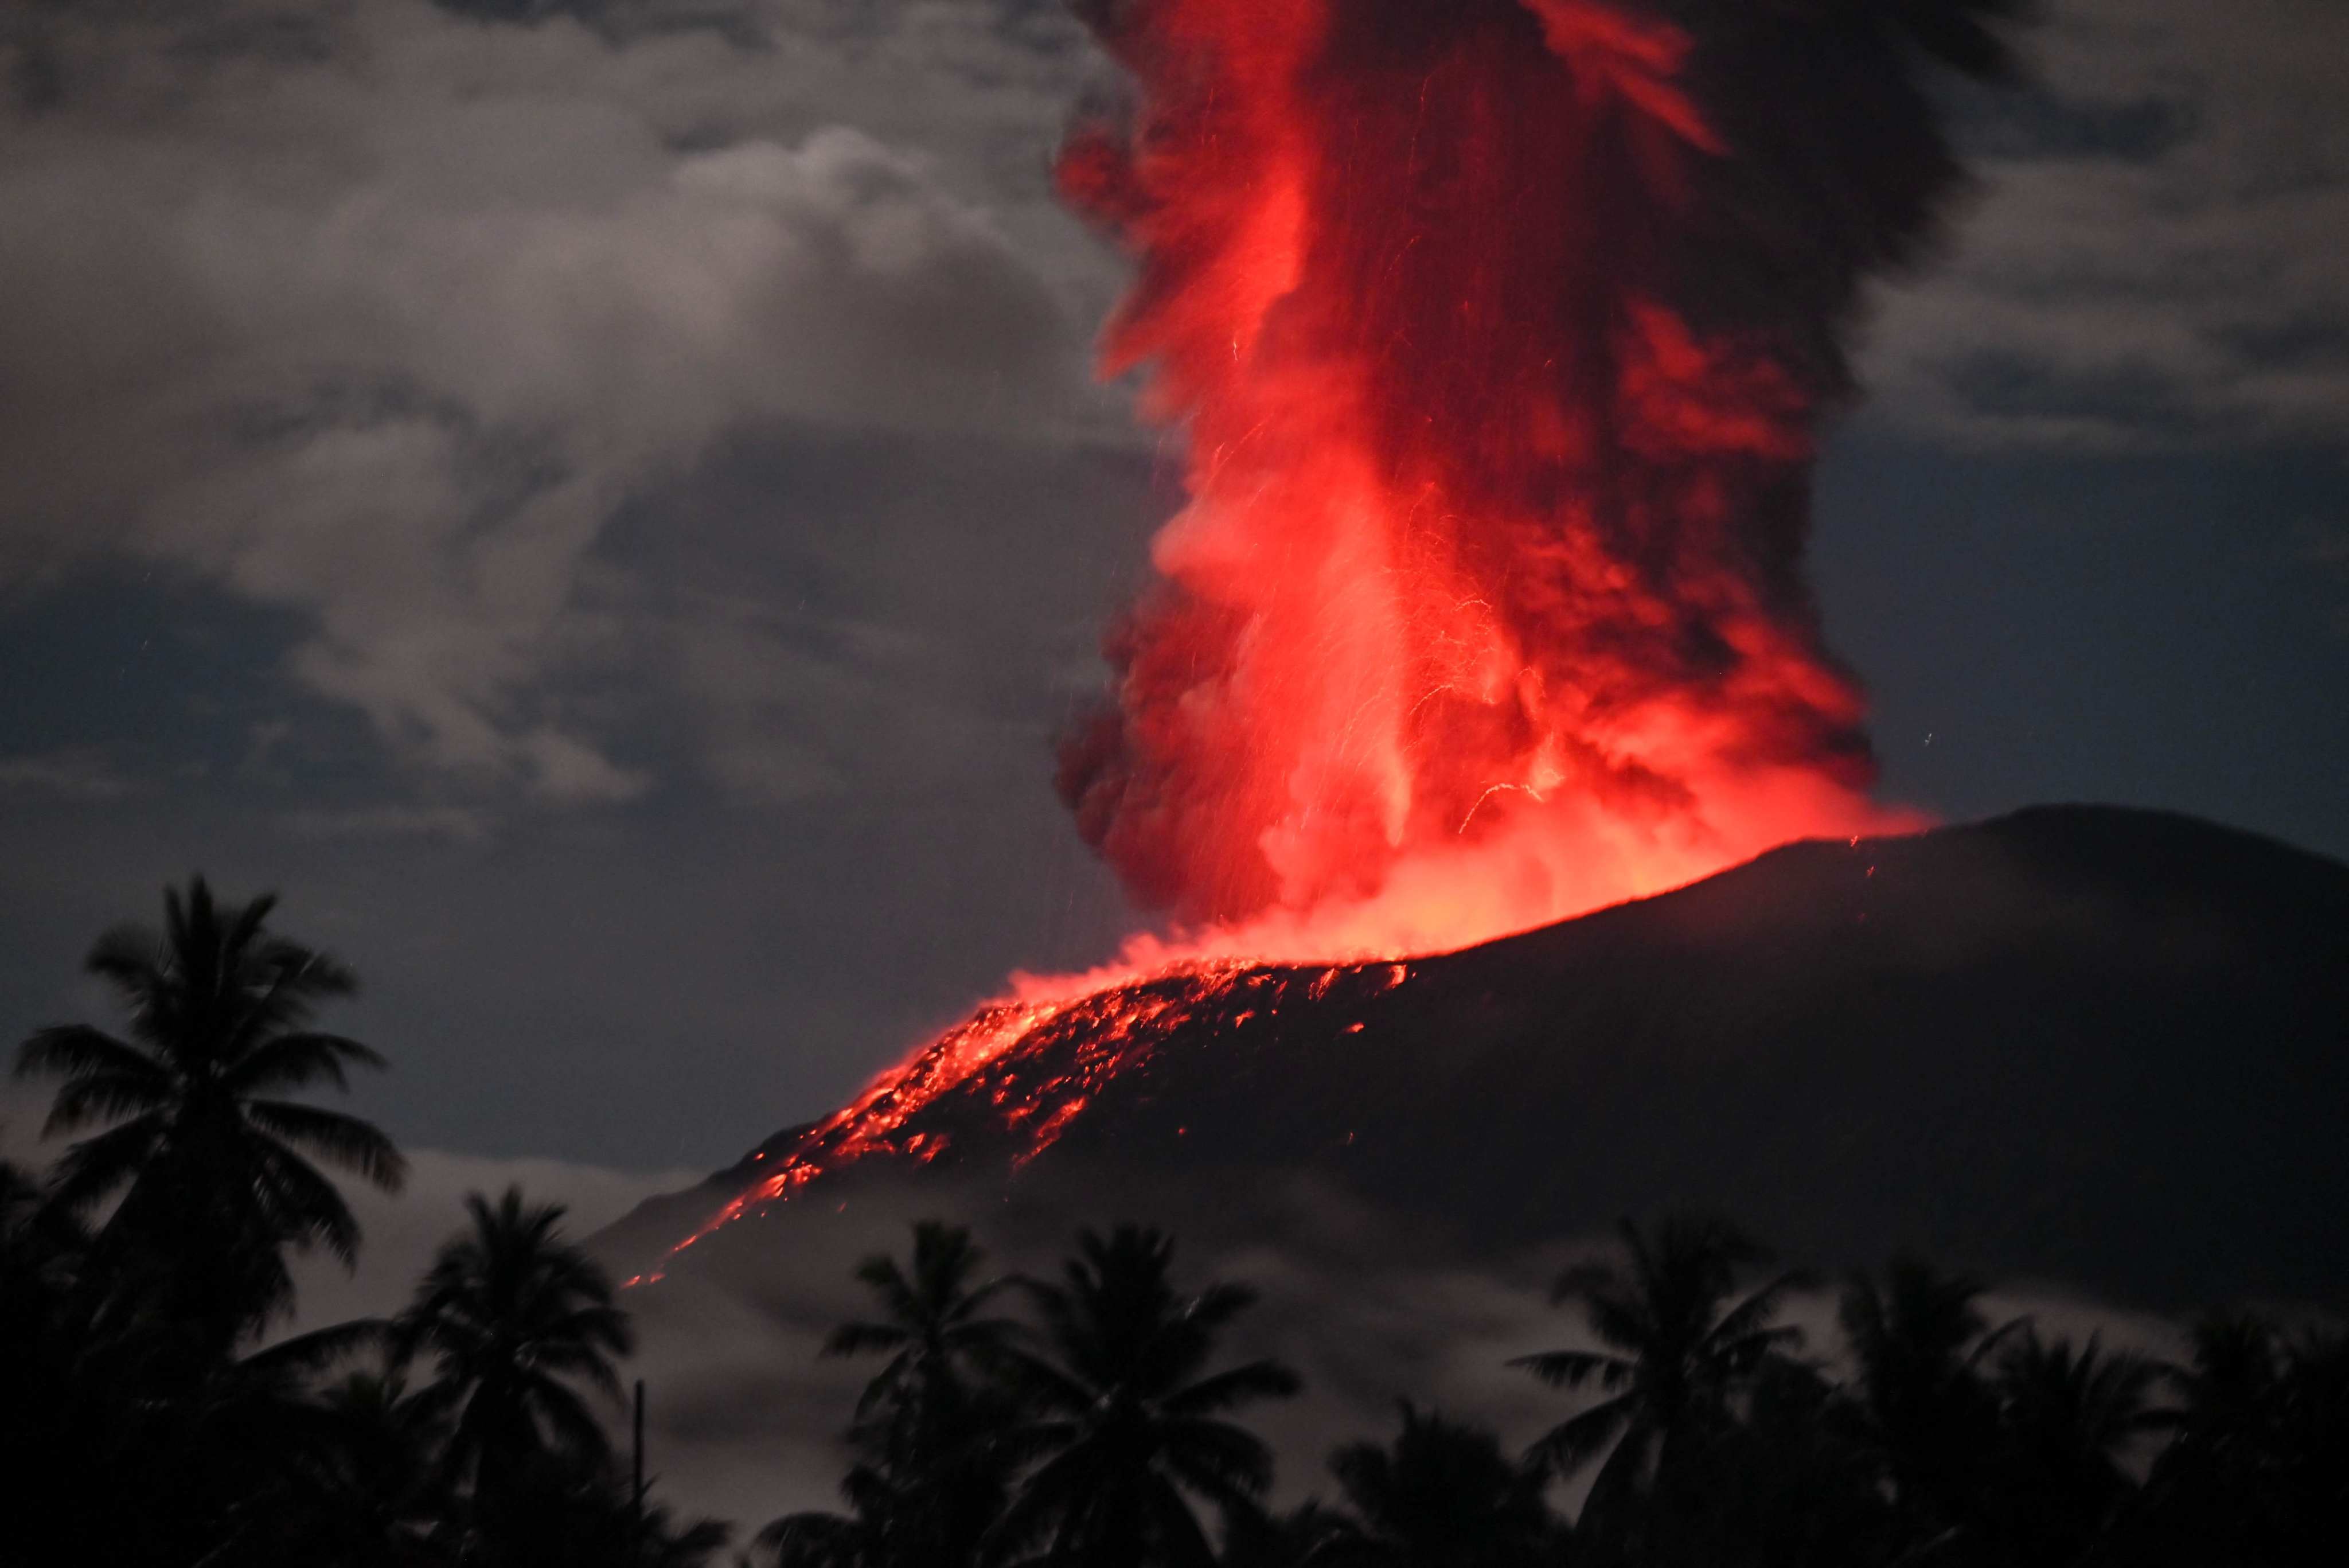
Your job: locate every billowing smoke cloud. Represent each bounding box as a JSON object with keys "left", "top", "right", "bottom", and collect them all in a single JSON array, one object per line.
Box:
[
  {"left": 1055, "top": 0, "right": 2025, "bottom": 949},
  {"left": 0, "top": 0, "right": 1095, "bottom": 803}
]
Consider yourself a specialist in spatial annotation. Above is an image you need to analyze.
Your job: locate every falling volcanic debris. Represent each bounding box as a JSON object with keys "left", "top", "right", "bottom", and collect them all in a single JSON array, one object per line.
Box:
[{"left": 651, "top": 0, "right": 2027, "bottom": 1267}]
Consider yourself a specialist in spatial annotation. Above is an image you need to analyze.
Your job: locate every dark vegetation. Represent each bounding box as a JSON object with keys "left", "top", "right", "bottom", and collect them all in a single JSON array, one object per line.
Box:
[
  {"left": 770, "top": 1214, "right": 2347, "bottom": 1568},
  {"left": 6, "top": 879, "right": 2346, "bottom": 1566},
  {"left": 2, "top": 880, "right": 727, "bottom": 1567}
]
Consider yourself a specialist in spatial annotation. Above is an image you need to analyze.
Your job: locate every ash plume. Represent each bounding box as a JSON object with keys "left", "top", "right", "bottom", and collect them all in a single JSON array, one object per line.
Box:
[{"left": 1055, "top": 0, "right": 2030, "bottom": 946}]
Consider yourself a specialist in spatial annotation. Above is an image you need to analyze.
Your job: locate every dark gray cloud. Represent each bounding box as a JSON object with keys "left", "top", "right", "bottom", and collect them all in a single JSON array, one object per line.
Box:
[
  {"left": 0, "top": 746, "right": 144, "bottom": 801},
  {"left": 0, "top": 426, "right": 1162, "bottom": 1168},
  {"left": 1865, "top": 0, "right": 2349, "bottom": 447},
  {"left": 0, "top": 0, "right": 1118, "bottom": 801},
  {"left": 3, "top": 0, "right": 2339, "bottom": 825}
]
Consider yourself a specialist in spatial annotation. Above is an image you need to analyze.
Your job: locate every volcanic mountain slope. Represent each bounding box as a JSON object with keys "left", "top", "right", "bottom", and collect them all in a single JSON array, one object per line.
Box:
[{"left": 607, "top": 806, "right": 2349, "bottom": 1309}]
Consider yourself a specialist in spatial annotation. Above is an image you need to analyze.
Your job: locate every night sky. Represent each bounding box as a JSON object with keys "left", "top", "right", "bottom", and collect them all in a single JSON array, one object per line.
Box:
[{"left": 3, "top": 0, "right": 2344, "bottom": 1202}]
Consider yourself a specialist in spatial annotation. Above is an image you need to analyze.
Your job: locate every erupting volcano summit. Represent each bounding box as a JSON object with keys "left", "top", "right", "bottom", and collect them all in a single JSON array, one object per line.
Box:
[{"left": 649, "top": 0, "right": 2038, "bottom": 1266}]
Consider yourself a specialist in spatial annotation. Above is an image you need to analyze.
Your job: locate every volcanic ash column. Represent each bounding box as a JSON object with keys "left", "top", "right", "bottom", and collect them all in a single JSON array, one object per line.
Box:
[
  {"left": 1055, "top": 0, "right": 2022, "bottom": 959},
  {"left": 653, "top": 0, "right": 2030, "bottom": 1263}
]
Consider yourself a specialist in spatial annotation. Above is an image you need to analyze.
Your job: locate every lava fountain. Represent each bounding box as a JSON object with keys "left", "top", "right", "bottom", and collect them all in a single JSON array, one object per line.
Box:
[{"left": 653, "top": 0, "right": 2025, "bottom": 1267}]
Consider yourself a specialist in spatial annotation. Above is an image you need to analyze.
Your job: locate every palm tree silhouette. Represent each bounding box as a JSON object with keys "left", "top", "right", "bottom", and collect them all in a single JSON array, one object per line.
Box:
[
  {"left": 1985, "top": 1328, "right": 2170, "bottom": 1567},
  {"left": 262, "top": 1364, "right": 449, "bottom": 1566},
  {"left": 1317, "top": 1402, "right": 1556, "bottom": 1567},
  {"left": 2272, "top": 1326, "right": 2349, "bottom": 1563},
  {"left": 13, "top": 876, "right": 405, "bottom": 1355},
  {"left": 988, "top": 1223, "right": 1300, "bottom": 1567},
  {"left": 2120, "top": 1312, "right": 2292, "bottom": 1565},
  {"left": 765, "top": 1221, "right": 1026, "bottom": 1567},
  {"left": 1511, "top": 1215, "right": 1806, "bottom": 1536},
  {"left": 393, "top": 1185, "right": 634, "bottom": 1550},
  {"left": 756, "top": 1465, "right": 898, "bottom": 1568},
  {"left": 1836, "top": 1256, "right": 2015, "bottom": 1551},
  {"left": 828, "top": 1219, "right": 1024, "bottom": 1429},
  {"left": 1215, "top": 1501, "right": 1349, "bottom": 1568}
]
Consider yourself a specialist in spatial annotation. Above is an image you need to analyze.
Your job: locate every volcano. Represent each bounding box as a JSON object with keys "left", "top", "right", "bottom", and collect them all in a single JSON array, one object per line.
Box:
[{"left": 609, "top": 805, "right": 2349, "bottom": 1310}]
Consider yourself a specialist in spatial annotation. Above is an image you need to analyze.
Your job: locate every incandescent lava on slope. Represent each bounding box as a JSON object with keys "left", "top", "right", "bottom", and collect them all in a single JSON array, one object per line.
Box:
[{"left": 640, "top": 957, "right": 1412, "bottom": 1281}]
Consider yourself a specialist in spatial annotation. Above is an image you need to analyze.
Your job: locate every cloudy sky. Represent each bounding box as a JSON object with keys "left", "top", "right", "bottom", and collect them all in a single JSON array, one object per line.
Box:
[{"left": 2, "top": 0, "right": 2344, "bottom": 1211}]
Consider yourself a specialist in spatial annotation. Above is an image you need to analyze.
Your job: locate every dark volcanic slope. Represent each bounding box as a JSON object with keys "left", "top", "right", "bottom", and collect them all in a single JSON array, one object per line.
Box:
[{"left": 617, "top": 807, "right": 2349, "bottom": 1308}]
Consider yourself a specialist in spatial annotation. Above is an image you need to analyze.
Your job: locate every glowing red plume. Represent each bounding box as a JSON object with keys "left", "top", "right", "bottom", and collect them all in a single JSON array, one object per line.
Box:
[{"left": 1055, "top": 0, "right": 1957, "bottom": 955}]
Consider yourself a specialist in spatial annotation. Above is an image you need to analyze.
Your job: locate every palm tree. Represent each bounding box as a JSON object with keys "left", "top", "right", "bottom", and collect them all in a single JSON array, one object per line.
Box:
[
  {"left": 1215, "top": 1501, "right": 1348, "bottom": 1568},
  {"left": 828, "top": 1220, "right": 1024, "bottom": 1429},
  {"left": 1984, "top": 1329, "right": 2170, "bottom": 1567},
  {"left": 756, "top": 1464, "right": 900, "bottom": 1568},
  {"left": 0, "top": 1155, "right": 135, "bottom": 1557},
  {"left": 393, "top": 1185, "right": 634, "bottom": 1547},
  {"left": 259, "top": 1364, "right": 449, "bottom": 1566},
  {"left": 14, "top": 876, "right": 405, "bottom": 1354},
  {"left": 0, "top": 1153, "right": 82, "bottom": 1336},
  {"left": 522, "top": 1473, "right": 733, "bottom": 1568},
  {"left": 2272, "top": 1327, "right": 2349, "bottom": 1563},
  {"left": 1509, "top": 1215, "right": 1806, "bottom": 1539},
  {"left": 1316, "top": 1403, "right": 1556, "bottom": 1568},
  {"left": 4, "top": 1148, "right": 388, "bottom": 1563},
  {"left": 988, "top": 1224, "right": 1301, "bottom": 1567},
  {"left": 1836, "top": 1256, "right": 2014, "bottom": 1550},
  {"left": 2118, "top": 1313, "right": 2291, "bottom": 1566},
  {"left": 772, "top": 1220, "right": 1026, "bottom": 1567}
]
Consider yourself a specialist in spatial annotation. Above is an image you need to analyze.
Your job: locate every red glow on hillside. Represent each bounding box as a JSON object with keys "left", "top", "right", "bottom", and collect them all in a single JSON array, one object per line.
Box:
[
  {"left": 639, "top": 958, "right": 1402, "bottom": 1277},
  {"left": 644, "top": 1, "right": 1940, "bottom": 1271}
]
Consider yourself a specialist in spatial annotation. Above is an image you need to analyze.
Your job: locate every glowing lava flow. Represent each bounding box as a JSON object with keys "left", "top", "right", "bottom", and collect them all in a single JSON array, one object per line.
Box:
[
  {"left": 646, "top": 2, "right": 2022, "bottom": 1270},
  {"left": 640, "top": 958, "right": 1411, "bottom": 1280}
]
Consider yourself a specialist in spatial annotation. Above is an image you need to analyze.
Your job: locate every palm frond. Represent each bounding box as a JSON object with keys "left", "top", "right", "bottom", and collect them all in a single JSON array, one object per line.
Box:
[
  {"left": 222, "top": 886, "right": 279, "bottom": 957},
  {"left": 1163, "top": 1358, "right": 1302, "bottom": 1415},
  {"left": 1158, "top": 1418, "right": 1277, "bottom": 1503},
  {"left": 995, "top": 1341, "right": 1101, "bottom": 1416},
  {"left": 83, "top": 923, "right": 166, "bottom": 998},
  {"left": 222, "top": 1032, "right": 388, "bottom": 1095},
  {"left": 1187, "top": 1279, "right": 1261, "bottom": 1329},
  {"left": 989, "top": 1442, "right": 1101, "bottom": 1561},
  {"left": 528, "top": 1374, "right": 619, "bottom": 1461},
  {"left": 45, "top": 1114, "right": 166, "bottom": 1214},
  {"left": 252, "top": 1139, "right": 365, "bottom": 1265},
  {"left": 15, "top": 1023, "right": 165, "bottom": 1086},
  {"left": 243, "top": 1316, "right": 392, "bottom": 1378},
  {"left": 1706, "top": 1267, "right": 1812, "bottom": 1356},
  {"left": 824, "top": 1319, "right": 911, "bottom": 1358},
  {"left": 1526, "top": 1394, "right": 1632, "bottom": 1477},
  {"left": 1144, "top": 1472, "right": 1220, "bottom": 1567},
  {"left": 1507, "top": 1348, "right": 1625, "bottom": 1390},
  {"left": 242, "top": 1098, "right": 407, "bottom": 1191},
  {"left": 40, "top": 1067, "right": 174, "bottom": 1134}
]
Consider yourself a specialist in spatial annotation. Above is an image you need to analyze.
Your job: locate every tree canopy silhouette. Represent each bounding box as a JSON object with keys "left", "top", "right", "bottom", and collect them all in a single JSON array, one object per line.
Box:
[
  {"left": 14, "top": 876, "right": 405, "bottom": 1355},
  {"left": 1511, "top": 1214, "right": 1807, "bottom": 1544},
  {"left": 988, "top": 1223, "right": 1301, "bottom": 1568},
  {"left": 1318, "top": 1402, "right": 1557, "bottom": 1568},
  {"left": 393, "top": 1184, "right": 635, "bottom": 1552}
]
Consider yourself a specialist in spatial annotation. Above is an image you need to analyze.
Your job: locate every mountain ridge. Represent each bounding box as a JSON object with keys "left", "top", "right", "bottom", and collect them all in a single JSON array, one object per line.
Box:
[{"left": 601, "top": 805, "right": 2349, "bottom": 1309}]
